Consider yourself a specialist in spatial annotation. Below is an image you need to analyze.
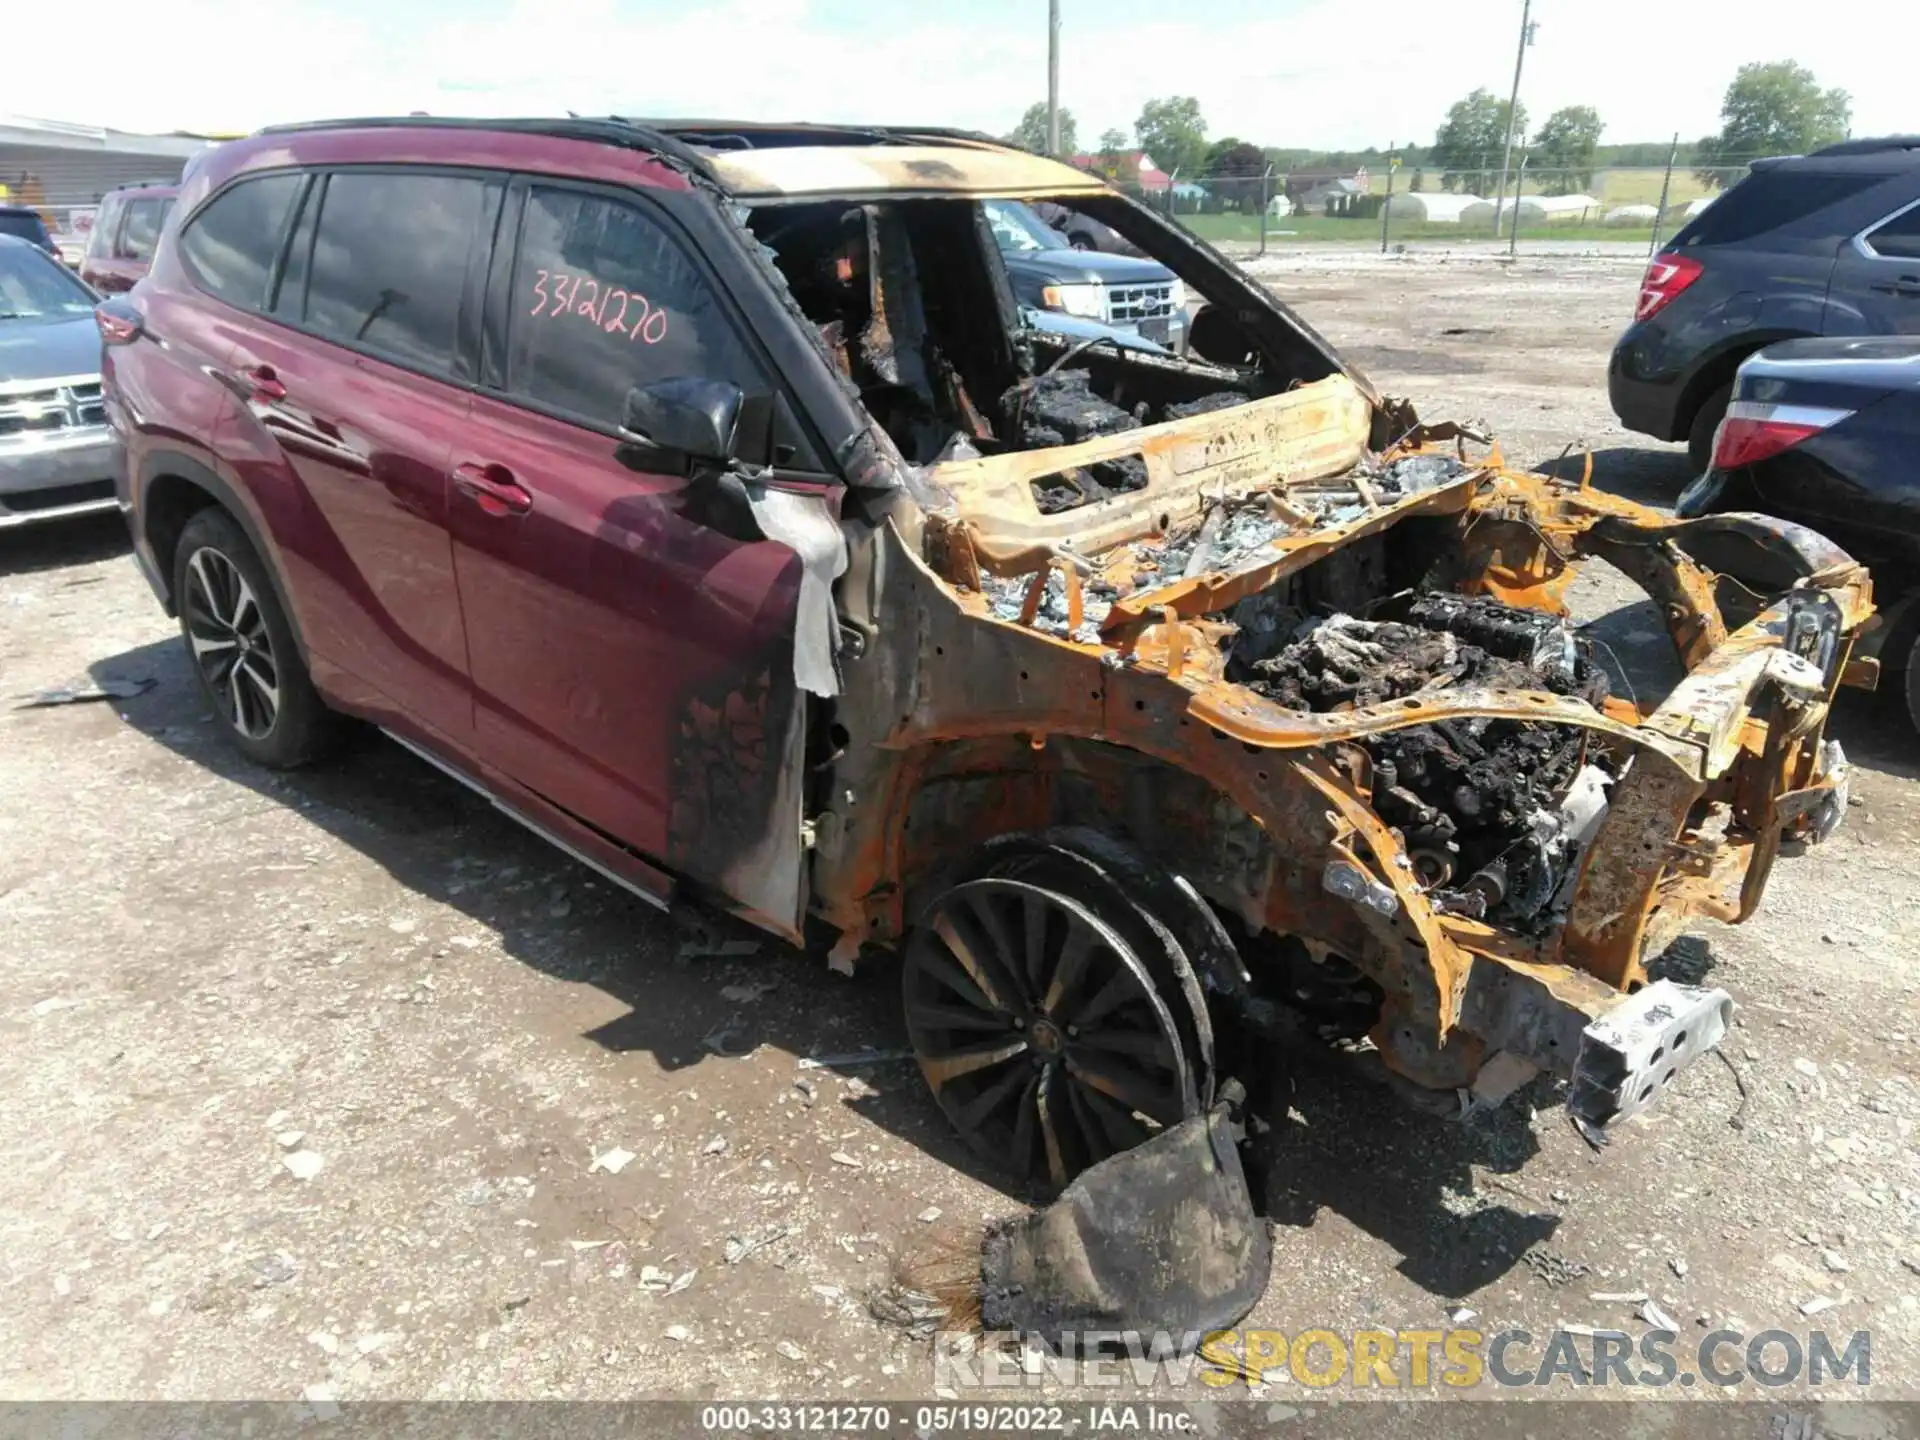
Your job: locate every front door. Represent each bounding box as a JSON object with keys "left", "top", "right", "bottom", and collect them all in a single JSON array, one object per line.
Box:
[{"left": 449, "top": 179, "right": 828, "bottom": 928}]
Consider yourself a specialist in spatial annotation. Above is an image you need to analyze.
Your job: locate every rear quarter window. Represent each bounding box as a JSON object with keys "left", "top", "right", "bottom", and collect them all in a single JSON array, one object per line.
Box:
[
  {"left": 179, "top": 174, "right": 304, "bottom": 309},
  {"left": 1672, "top": 171, "right": 1887, "bottom": 248},
  {"left": 1864, "top": 201, "right": 1920, "bottom": 260}
]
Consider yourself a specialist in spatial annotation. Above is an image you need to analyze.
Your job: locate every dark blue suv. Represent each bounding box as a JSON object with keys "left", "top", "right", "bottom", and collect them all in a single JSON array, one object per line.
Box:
[{"left": 1609, "top": 137, "right": 1920, "bottom": 470}]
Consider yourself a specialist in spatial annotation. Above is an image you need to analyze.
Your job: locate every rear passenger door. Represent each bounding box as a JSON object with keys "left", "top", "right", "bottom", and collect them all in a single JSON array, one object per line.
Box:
[
  {"left": 449, "top": 177, "right": 819, "bottom": 913},
  {"left": 216, "top": 167, "right": 499, "bottom": 744},
  {"left": 1828, "top": 198, "right": 1920, "bottom": 335}
]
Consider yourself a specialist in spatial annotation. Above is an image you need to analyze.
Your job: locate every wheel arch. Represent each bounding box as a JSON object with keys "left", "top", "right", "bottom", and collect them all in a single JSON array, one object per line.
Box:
[
  {"left": 136, "top": 449, "right": 313, "bottom": 665},
  {"left": 1673, "top": 330, "right": 1814, "bottom": 440}
]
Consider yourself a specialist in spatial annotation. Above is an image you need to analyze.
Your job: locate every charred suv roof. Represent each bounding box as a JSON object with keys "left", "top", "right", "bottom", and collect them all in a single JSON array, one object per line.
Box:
[{"left": 252, "top": 116, "right": 1108, "bottom": 201}]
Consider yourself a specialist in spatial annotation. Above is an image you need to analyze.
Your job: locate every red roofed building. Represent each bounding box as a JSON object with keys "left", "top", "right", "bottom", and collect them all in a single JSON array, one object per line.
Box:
[{"left": 1069, "top": 150, "right": 1175, "bottom": 191}]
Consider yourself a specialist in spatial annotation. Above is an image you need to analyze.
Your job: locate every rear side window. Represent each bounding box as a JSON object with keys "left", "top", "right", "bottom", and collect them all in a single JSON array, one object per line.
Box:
[
  {"left": 502, "top": 185, "right": 763, "bottom": 428},
  {"left": 118, "top": 199, "right": 166, "bottom": 261},
  {"left": 85, "top": 199, "right": 119, "bottom": 258},
  {"left": 1672, "top": 171, "right": 1885, "bottom": 248},
  {"left": 179, "top": 174, "right": 303, "bottom": 308},
  {"left": 301, "top": 172, "right": 487, "bottom": 375},
  {"left": 1864, "top": 202, "right": 1920, "bottom": 260}
]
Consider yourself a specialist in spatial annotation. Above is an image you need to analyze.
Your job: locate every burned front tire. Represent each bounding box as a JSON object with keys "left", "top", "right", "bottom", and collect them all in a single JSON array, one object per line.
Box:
[
  {"left": 903, "top": 876, "right": 1202, "bottom": 1191},
  {"left": 173, "top": 507, "right": 340, "bottom": 769}
]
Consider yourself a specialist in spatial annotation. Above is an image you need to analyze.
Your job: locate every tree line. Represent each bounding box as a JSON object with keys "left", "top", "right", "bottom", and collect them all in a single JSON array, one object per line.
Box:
[{"left": 1004, "top": 59, "right": 1855, "bottom": 196}]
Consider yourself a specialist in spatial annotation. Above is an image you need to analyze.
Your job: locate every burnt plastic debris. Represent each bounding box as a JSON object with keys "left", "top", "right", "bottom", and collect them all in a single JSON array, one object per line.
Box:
[
  {"left": 978, "top": 1093, "right": 1270, "bottom": 1351},
  {"left": 1006, "top": 372, "right": 1151, "bottom": 514}
]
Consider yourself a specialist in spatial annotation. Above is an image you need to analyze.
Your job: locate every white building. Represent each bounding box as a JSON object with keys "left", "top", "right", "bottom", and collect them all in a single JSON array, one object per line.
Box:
[
  {"left": 1513, "top": 194, "right": 1602, "bottom": 225},
  {"left": 1603, "top": 204, "right": 1659, "bottom": 227},
  {"left": 0, "top": 115, "right": 216, "bottom": 256},
  {"left": 1383, "top": 192, "right": 1486, "bottom": 223}
]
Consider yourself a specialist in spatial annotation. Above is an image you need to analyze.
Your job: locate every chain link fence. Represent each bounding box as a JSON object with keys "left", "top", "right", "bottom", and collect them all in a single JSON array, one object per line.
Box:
[{"left": 1095, "top": 148, "right": 1790, "bottom": 257}]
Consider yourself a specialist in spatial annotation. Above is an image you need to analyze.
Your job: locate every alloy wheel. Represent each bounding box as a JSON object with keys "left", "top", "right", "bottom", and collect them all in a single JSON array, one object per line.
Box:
[
  {"left": 182, "top": 546, "right": 280, "bottom": 740},
  {"left": 904, "top": 877, "right": 1196, "bottom": 1189}
]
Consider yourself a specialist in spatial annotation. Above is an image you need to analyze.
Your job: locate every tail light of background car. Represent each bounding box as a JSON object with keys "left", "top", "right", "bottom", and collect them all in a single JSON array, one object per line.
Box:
[
  {"left": 1710, "top": 400, "right": 1853, "bottom": 469},
  {"left": 1634, "top": 252, "right": 1704, "bottom": 321}
]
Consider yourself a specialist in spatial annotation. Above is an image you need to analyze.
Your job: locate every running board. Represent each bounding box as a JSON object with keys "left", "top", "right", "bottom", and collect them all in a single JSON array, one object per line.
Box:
[{"left": 381, "top": 728, "right": 673, "bottom": 913}]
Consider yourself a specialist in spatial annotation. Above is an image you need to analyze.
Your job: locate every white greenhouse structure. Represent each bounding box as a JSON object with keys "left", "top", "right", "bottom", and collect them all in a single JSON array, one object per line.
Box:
[
  {"left": 1603, "top": 204, "right": 1659, "bottom": 226},
  {"left": 1513, "top": 194, "right": 1602, "bottom": 225},
  {"left": 1382, "top": 192, "right": 1486, "bottom": 223}
]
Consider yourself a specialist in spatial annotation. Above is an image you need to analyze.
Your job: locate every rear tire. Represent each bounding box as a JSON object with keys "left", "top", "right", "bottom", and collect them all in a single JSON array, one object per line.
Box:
[
  {"left": 1687, "top": 380, "right": 1732, "bottom": 474},
  {"left": 173, "top": 507, "right": 340, "bottom": 769},
  {"left": 1905, "top": 633, "right": 1920, "bottom": 738}
]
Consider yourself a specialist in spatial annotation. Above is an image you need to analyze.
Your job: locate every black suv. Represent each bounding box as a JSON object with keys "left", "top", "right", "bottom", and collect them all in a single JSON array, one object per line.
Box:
[
  {"left": 1609, "top": 137, "right": 1920, "bottom": 470},
  {"left": 0, "top": 204, "right": 59, "bottom": 258}
]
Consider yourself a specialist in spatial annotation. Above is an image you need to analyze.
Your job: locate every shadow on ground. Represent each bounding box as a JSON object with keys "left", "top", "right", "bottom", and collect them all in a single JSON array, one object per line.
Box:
[
  {"left": 1527, "top": 442, "right": 1694, "bottom": 510},
  {"left": 0, "top": 512, "right": 130, "bottom": 577},
  {"left": 85, "top": 633, "right": 1038, "bottom": 1202},
  {"left": 1250, "top": 1054, "right": 1559, "bottom": 1298},
  {"left": 86, "top": 631, "right": 1565, "bottom": 1293}
]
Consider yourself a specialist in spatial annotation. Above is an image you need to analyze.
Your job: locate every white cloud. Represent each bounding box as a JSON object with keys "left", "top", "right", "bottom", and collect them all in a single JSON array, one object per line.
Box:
[{"left": 7, "top": 0, "right": 1910, "bottom": 151}]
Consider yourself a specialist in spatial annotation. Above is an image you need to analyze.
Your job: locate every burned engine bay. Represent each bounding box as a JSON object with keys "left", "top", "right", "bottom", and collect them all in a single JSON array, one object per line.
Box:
[
  {"left": 962, "top": 449, "right": 1629, "bottom": 940},
  {"left": 761, "top": 182, "right": 1869, "bottom": 1123}
]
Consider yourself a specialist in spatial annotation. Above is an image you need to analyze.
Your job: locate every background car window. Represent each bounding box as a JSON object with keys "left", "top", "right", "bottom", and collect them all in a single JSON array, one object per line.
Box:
[
  {"left": 303, "top": 172, "right": 486, "bottom": 375},
  {"left": 118, "top": 200, "right": 165, "bottom": 262},
  {"left": 179, "top": 174, "right": 303, "bottom": 309},
  {"left": 84, "top": 199, "right": 119, "bottom": 258},
  {"left": 1672, "top": 172, "right": 1883, "bottom": 248},
  {"left": 504, "top": 186, "right": 763, "bottom": 428},
  {"left": 1865, "top": 204, "right": 1920, "bottom": 260},
  {"left": 0, "top": 242, "right": 96, "bottom": 319}
]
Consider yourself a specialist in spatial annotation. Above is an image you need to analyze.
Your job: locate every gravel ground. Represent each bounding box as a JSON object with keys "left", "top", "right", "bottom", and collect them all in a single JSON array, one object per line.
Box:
[{"left": 2, "top": 251, "right": 1916, "bottom": 1419}]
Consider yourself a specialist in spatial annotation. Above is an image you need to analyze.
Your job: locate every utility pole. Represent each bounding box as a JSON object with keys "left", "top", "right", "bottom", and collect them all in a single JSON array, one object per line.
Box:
[
  {"left": 1649, "top": 130, "right": 1680, "bottom": 257},
  {"left": 1491, "top": 0, "right": 1536, "bottom": 238},
  {"left": 1046, "top": 0, "right": 1062, "bottom": 155},
  {"left": 1380, "top": 142, "right": 1396, "bottom": 254}
]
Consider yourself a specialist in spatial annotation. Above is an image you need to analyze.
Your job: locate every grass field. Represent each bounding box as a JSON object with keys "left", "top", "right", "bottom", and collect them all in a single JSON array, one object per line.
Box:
[
  {"left": 1178, "top": 211, "right": 1659, "bottom": 247},
  {"left": 1355, "top": 166, "right": 1716, "bottom": 206}
]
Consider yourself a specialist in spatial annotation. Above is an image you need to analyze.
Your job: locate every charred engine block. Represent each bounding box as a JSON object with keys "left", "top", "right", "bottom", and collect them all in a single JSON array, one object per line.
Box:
[{"left": 1238, "top": 594, "right": 1613, "bottom": 931}]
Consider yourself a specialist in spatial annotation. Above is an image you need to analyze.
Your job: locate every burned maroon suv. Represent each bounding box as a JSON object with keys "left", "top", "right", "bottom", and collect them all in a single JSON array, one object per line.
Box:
[{"left": 104, "top": 118, "right": 1870, "bottom": 1189}]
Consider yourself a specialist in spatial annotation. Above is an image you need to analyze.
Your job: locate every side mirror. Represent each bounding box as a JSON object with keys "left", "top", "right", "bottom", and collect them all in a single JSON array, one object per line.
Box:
[{"left": 619, "top": 377, "right": 744, "bottom": 468}]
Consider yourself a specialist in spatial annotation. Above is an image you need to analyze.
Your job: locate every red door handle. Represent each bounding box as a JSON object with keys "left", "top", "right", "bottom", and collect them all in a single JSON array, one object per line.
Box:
[
  {"left": 242, "top": 364, "right": 286, "bottom": 401},
  {"left": 453, "top": 461, "right": 533, "bottom": 517}
]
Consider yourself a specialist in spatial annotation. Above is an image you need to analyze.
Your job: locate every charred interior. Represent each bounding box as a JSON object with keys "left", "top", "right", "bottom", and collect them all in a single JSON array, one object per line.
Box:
[{"left": 746, "top": 196, "right": 1296, "bottom": 496}]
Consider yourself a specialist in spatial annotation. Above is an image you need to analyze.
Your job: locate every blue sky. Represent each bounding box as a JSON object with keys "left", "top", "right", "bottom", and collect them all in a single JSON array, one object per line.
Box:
[{"left": 11, "top": 0, "right": 1910, "bottom": 152}]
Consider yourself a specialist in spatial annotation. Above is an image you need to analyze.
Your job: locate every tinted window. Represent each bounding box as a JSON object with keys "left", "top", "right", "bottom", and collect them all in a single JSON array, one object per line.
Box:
[
  {"left": 180, "top": 174, "right": 302, "bottom": 308},
  {"left": 302, "top": 172, "right": 486, "bottom": 374},
  {"left": 1865, "top": 202, "right": 1920, "bottom": 260},
  {"left": 503, "top": 186, "right": 763, "bottom": 428},
  {"left": 1673, "top": 171, "right": 1885, "bottom": 248},
  {"left": 118, "top": 199, "right": 165, "bottom": 261}
]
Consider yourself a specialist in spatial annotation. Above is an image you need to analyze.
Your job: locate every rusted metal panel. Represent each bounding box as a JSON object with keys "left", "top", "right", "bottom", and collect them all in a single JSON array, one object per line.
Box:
[{"left": 808, "top": 419, "right": 1873, "bottom": 1096}]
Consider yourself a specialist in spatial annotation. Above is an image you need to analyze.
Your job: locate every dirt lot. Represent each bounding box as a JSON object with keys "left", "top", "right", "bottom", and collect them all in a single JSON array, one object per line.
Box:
[{"left": 3, "top": 251, "right": 1917, "bottom": 1420}]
